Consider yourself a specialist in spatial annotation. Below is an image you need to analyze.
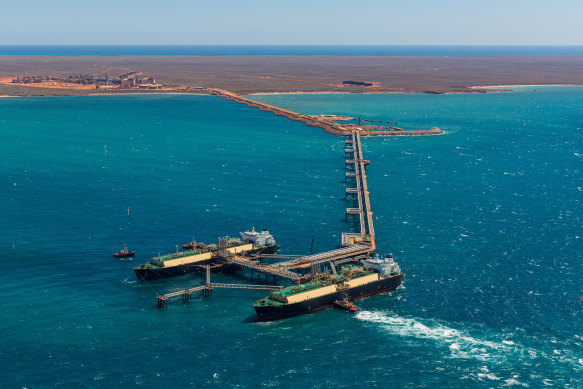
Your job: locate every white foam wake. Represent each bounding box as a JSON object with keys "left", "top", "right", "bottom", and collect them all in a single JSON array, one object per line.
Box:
[
  {"left": 356, "top": 310, "right": 583, "bottom": 382},
  {"left": 355, "top": 310, "right": 515, "bottom": 362}
]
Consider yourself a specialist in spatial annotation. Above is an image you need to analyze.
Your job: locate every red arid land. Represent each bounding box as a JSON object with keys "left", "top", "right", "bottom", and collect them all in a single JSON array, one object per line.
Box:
[{"left": 0, "top": 55, "right": 582, "bottom": 96}]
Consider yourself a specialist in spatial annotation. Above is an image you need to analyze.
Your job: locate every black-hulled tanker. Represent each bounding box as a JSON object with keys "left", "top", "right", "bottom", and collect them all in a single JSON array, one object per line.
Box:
[
  {"left": 134, "top": 228, "right": 280, "bottom": 281},
  {"left": 253, "top": 255, "right": 404, "bottom": 321}
]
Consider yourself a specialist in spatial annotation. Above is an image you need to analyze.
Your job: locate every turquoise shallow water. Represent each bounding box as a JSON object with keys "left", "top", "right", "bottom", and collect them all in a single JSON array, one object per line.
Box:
[{"left": 1, "top": 89, "right": 582, "bottom": 387}]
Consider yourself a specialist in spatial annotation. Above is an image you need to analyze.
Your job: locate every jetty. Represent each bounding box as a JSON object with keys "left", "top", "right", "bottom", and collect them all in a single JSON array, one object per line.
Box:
[
  {"left": 156, "top": 129, "right": 378, "bottom": 307},
  {"left": 206, "top": 88, "right": 443, "bottom": 137},
  {"left": 157, "top": 265, "right": 283, "bottom": 308}
]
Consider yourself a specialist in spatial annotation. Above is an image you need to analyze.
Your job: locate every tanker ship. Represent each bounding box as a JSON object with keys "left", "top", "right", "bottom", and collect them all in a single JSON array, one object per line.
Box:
[
  {"left": 134, "top": 238, "right": 253, "bottom": 280},
  {"left": 134, "top": 228, "right": 280, "bottom": 280},
  {"left": 253, "top": 254, "right": 404, "bottom": 321}
]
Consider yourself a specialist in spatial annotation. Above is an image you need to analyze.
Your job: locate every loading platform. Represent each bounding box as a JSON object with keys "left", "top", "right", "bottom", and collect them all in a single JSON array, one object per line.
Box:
[
  {"left": 221, "top": 255, "right": 303, "bottom": 281},
  {"left": 271, "top": 243, "right": 371, "bottom": 269},
  {"left": 258, "top": 253, "right": 303, "bottom": 259},
  {"left": 156, "top": 129, "right": 377, "bottom": 308}
]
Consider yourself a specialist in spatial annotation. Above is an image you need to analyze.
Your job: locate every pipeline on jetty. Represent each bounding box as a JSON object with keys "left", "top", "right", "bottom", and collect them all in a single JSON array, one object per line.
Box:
[
  {"left": 156, "top": 129, "right": 378, "bottom": 307},
  {"left": 205, "top": 88, "right": 443, "bottom": 137}
]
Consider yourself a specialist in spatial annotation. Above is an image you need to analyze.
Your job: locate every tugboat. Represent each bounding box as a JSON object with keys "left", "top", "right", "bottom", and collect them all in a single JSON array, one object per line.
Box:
[
  {"left": 113, "top": 244, "right": 135, "bottom": 258},
  {"left": 239, "top": 227, "right": 281, "bottom": 255},
  {"left": 333, "top": 298, "right": 359, "bottom": 312}
]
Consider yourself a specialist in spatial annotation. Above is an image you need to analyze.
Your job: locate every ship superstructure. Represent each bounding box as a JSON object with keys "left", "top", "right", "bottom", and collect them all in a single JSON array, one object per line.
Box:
[
  {"left": 361, "top": 254, "right": 401, "bottom": 276},
  {"left": 240, "top": 227, "right": 275, "bottom": 247},
  {"left": 239, "top": 227, "right": 280, "bottom": 255}
]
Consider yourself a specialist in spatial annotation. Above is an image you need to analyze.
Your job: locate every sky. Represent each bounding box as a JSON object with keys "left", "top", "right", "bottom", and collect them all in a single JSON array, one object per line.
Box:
[{"left": 2, "top": 0, "right": 582, "bottom": 45}]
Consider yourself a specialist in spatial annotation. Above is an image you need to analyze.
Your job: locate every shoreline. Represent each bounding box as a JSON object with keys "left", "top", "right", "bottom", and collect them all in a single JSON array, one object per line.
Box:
[
  {"left": 247, "top": 89, "right": 506, "bottom": 96},
  {"left": 245, "top": 91, "right": 353, "bottom": 96},
  {"left": 469, "top": 83, "right": 580, "bottom": 89},
  {"left": 86, "top": 92, "right": 205, "bottom": 96},
  {"left": 0, "top": 92, "right": 206, "bottom": 98},
  {"left": 2, "top": 84, "right": 581, "bottom": 99},
  {"left": 245, "top": 90, "right": 413, "bottom": 96},
  {"left": 0, "top": 90, "right": 436, "bottom": 98}
]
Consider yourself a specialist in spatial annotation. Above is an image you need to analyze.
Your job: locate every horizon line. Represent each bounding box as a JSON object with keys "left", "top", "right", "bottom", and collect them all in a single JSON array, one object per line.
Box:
[{"left": 1, "top": 44, "right": 583, "bottom": 47}]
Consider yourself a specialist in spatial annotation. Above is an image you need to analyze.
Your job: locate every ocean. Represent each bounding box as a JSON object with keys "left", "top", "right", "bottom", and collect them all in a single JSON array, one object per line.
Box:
[
  {"left": 1, "top": 87, "right": 582, "bottom": 387},
  {"left": 1, "top": 45, "right": 583, "bottom": 57}
]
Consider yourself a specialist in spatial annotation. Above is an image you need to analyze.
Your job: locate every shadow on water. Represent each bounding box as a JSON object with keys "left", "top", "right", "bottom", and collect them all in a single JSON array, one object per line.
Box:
[{"left": 243, "top": 315, "right": 259, "bottom": 324}]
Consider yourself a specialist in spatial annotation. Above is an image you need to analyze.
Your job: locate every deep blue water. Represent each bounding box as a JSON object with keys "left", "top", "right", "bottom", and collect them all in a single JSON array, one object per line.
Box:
[
  {"left": 1, "top": 88, "right": 582, "bottom": 387},
  {"left": 1, "top": 45, "right": 583, "bottom": 56}
]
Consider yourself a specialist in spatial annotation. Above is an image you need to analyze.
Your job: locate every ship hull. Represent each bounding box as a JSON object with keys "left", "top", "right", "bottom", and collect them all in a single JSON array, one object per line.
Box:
[
  {"left": 244, "top": 244, "right": 281, "bottom": 256},
  {"left": 134, "top": 262, "right": 211, "bottom": 281},
  {"left": 254, "top": 274, "right": 404, "bottom": 321},
  {"left": 114, "top": 252, "right": 135, "bottom": 258}
]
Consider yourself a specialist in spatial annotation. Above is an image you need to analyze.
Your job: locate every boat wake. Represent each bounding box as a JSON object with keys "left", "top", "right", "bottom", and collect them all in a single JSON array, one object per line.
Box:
[
  {"left": 356, "top": 310, "right": 583, "bottom": 384},
  {"left": 123, "top": 277, "right": 138, "bottom": 284},
  {"left": 356, "top": 310, "right": 514, "bottom": 362}
]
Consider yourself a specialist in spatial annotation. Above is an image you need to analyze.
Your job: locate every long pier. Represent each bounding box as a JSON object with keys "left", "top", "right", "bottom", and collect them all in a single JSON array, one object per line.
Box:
[
  {"left": 157, "top": 130, "right": 378, "bottom": 307},
  {"left": 157, "top": 265, "right": 284, "bottom": 307},
  {"left": 271, "top": 244, "right": 371, "bottom": 270},
  {"left": 344, "top": 131, "right": 375, "bottom": 246},
  {"left": 206, "top": 88, "right": 443, "bottom": 137}
]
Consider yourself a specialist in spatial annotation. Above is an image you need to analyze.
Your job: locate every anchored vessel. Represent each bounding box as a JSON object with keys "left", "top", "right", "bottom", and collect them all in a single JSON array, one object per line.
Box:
[
  {"left": 253, "top": 255, "right": 403, "bottom": 321},
  {"left": 134, "top": 229, "right": 280, "bottom": 280},
  {"left": 134, "top": 238, "right": 251, "bottom": 280}
]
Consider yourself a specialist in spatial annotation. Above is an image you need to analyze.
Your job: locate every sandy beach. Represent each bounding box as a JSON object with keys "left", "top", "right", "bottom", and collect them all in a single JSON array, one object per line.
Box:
[{"left": 469, "top": 84, "right": 579, "bottom": 89}]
